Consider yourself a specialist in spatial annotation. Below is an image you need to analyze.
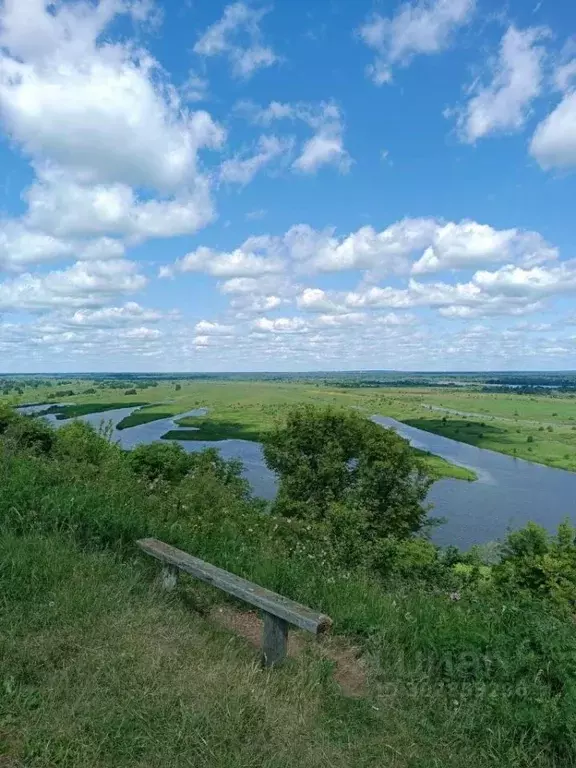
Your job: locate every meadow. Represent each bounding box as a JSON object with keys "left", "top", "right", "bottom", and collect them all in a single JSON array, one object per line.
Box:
[
  {"left": 4, "top": 374, "right": 576, "bottom": 473},
  {"left": 350, "top": 388, "right": 576, "bottom": 472}
]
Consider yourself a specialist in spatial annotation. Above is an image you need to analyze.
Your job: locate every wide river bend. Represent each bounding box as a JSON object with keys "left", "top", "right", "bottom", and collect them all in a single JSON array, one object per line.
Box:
[{"left": 19, "top": 404, "right": 576, "bottom": 549}]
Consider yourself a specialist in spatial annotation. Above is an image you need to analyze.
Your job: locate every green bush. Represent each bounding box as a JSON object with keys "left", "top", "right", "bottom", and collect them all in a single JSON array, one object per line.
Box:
[
  {"left": 54, "top": 420, "right": 123, "bottom": 467},
  {"left": 495, "top": 521, "right": 576, "bottom": 609},
  {"left": 0, "top": 403, "right": 17, "bottom": 434},
  {"left": 129, "top": 441, "right": 195, "bottom": 484},
  {"left": 2, "top": 415, "right": 55, "bottom": 455}
]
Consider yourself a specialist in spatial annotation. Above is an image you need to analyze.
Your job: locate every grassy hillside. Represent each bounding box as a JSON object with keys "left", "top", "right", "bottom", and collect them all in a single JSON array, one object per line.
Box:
[
  {"left": 1, "top": 411, "right": 576, "bottom": 766},
  {"left": 5, "top": 534, "right": 575, "bottom": 768},
  {"left": 1, "top": 532, "right": 373, "bottom": 768}
]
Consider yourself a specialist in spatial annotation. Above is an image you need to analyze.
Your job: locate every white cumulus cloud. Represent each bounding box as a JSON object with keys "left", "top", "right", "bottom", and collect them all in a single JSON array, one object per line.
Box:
[
  {"left": 194, "top": 2, "right": 278, "bottom": 79},
  {"left": 530, "top": 91, "right": 576, "bottom": 171},
  {"left": 194, "top": 320, "right": 235, "bottom": 335},
  {"left": 412, "top": 221, "right": 557, "bottom": 274},
  {"left": 0, "top": 1, "right": 224, "bottom": 191},
  {"left": 359, "top": 0, "right": 475, "bottom": 85},
  {"left": 24, "top": 170, "right": 215, "bottom": 241},
  {"left": 242, "top": 101, "right": 351, "bottom": 174},
  {"left": 455, "top": 26, "right": 548, "bottom": 143},
  {"left": 219, "top": 135, "right": 293, "bottom": 185},
  {"left": 0, "top": 259, "right": 146, "bottom": 312},
  {"left": 252, "top": 317, "right": 309, "bottom": 333},
  {"left": 65, "top": 302, "right": 164, "bottom": 328},
  {"left": 169, "top": 239, "right": 286, "bottom": 279}
]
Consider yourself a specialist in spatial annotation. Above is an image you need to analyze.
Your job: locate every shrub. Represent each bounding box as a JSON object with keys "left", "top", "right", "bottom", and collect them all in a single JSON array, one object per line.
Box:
[
  {"left": 0, "top": 404, "right": 17, "bottom": 434},
  {"left": 53, "top": 420, "right": 122, "bottom": 467},
  {"left": 128, "top": 441, "right": 194, "bottom": 484},
  {"left": 494, "top": 521, "right": 576, "bottom": 609},
  {"left": 3, "top": 415, "right": 54, "bottom": 455}
]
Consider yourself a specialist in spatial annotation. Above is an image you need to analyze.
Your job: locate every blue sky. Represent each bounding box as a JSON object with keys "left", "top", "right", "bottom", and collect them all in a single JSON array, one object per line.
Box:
[{"left": 0, "top": 0, "right": 575, "bottom": 372}]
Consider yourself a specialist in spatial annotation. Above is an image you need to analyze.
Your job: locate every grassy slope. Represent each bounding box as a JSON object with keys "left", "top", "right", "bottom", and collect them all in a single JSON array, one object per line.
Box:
[
  {"left": 2, "top": 444, "right": 575, "bottom": 768},
  {"left": 0, "top": 532, "right": 376, "bottom": 768}
]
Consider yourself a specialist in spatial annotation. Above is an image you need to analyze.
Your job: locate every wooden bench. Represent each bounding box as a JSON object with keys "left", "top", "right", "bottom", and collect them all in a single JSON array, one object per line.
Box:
[{"left": 137, "top": 538, "right": 332, "bottom": 667}]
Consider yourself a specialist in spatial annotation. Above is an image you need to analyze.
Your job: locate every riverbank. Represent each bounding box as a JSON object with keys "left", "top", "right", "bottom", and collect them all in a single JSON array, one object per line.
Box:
[
  {"left": 343, "top": 387, "right": 576, "bottom": 473},
  {"left": 10, "top": 378, "right": 576, "bottom": 472}
]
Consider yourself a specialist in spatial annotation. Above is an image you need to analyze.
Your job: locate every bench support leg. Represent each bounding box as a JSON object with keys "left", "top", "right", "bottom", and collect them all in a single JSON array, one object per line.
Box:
[
  {"left": 262, "top": 612, "right": 288, "bottom": 667},
  {"left": 160, "top": 565, "right": 178, "bottom": 591}
]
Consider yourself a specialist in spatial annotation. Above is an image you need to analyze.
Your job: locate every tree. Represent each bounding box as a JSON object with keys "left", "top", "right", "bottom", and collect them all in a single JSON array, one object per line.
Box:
[{"left": 263, "top": 405, "right": 432, "bottom": 539}]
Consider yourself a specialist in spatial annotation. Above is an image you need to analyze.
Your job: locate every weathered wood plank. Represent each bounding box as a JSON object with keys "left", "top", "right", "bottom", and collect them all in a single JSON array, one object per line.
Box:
[
  {"left": 160, "top": 564, "right": 178, "bottom": 591},
  {"left": 262, "top": 613, "right": 288, "bottom": 667},
  {"left": 137, "top": 538, "right": 332, "bottom": 635}
]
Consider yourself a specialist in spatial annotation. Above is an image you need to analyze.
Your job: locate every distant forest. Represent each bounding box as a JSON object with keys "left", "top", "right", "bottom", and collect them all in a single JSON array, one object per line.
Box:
[{"left": 2, "top": 370, "right": 576, "bottom": 395}]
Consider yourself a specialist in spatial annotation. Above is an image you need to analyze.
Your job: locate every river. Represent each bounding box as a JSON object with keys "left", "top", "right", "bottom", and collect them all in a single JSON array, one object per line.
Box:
[{"left": 18, "top": 404, "right": 576, "bottom": 549}]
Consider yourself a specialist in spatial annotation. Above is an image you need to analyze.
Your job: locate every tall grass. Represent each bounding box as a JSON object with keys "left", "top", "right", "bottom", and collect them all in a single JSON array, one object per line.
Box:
[{"left": 0, "top": 532, "right": 366, "bottom": 768}]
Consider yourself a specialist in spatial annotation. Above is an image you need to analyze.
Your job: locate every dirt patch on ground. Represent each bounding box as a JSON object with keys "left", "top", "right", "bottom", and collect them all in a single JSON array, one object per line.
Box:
[
  {"left": 0, "top": 727, "right": 23, "bottom": 767},
  {"left": 0, "top": 755, "right": 23, "bottom": 767},
  {"left": 209, "top": 605, "right": 367, "bottom": 697}
]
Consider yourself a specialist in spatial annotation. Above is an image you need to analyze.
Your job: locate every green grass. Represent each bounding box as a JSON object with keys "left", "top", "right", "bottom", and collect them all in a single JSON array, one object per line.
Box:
[
  {"left": 2, "top": 449, "right": 575, "bottom": 767},
  {"left": 163, "top": 422, "right": 262, "bottom": 441},
  {"left": 336, "top": 387, "right": 576, "bottom": 473},
  {"left": 12, "top": 377, "right": 576, "bottom": 474},
  {"left": 412, "top": 449, "right": 476, "bottom": 481},
  {"left": 0, "top": 532, "right": 372, "bottom": 768},
  {"left": 116, "top": 408, "right": 175, "bottom": 430},
  {"left": 43, "top": 401, "right": 145, "bottom": 420},
  {"left": 404, "top": 415, "right": 576, "bottom": 467},
  {"left": 417, "top": 390, "right": 576, "bottom": 424}
]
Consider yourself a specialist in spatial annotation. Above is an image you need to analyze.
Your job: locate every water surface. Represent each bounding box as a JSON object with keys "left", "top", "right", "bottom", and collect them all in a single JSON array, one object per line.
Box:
[
  {"left": 19, "top": 404, "right": 576, "bottom": 549},
  {"left": 372, "top": 415, "right": 576, "bottom": 548}
]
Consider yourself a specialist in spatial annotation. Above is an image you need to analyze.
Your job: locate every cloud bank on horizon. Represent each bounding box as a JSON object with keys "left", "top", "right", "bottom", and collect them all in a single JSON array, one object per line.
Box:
[{"left": 0, "top": 0, "right": 574, "bottom": 372}]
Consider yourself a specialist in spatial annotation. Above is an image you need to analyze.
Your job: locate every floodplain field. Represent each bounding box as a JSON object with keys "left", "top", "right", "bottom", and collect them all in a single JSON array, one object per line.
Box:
[
  {"left": 347, "top": 388, "right": 576, "bottom": 472},
  {"left": 4, "top": 374, "right": 576, "bottom": 474}
]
